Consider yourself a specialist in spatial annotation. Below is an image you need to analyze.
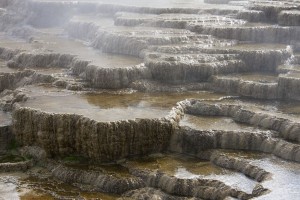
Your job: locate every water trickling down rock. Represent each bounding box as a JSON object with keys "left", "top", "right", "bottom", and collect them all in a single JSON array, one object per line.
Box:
[{"left": 0, "top": 0, "right": 299, "bottom": 199}]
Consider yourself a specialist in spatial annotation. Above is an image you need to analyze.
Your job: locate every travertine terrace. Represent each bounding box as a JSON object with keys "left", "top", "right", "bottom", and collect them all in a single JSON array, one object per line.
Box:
[{"left": 0, "top": 0, "right": 300, "bottom": 199}]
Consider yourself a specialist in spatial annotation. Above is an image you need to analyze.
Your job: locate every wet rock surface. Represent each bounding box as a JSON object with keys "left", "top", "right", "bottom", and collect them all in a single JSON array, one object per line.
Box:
[{"left": 0, "top": 0, "right": 299, "bottom": 199}]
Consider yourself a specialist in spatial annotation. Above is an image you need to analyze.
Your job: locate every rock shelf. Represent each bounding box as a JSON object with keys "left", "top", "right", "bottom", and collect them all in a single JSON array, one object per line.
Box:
[{"left": 0, "top": 0, "right": 300, "bottom": 199}]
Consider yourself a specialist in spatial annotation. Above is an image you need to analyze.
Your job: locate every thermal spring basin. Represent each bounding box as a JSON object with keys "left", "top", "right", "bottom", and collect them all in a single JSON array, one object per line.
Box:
[
  {"left": 0, "top": 30, "right": 142, "bottom": 68},
  {"left": 221, "top": 150, "right": 300, "bottom": 200},
  {"left": 228, "top": 98, "right": 300, "bottom": 121},
  {"left": 63, "top": 161, "right": 132, "bottom": 178},
  {"left": 224, "top": 43, "right": 289, "bottom": 51},
  {"left": 180, "top": 115, "right": 269, "bottom": 132},
  {"left": 0, "top": 172, "right": 119, "bottom": 200},
  {"left": 71, "top": 14, "right": 199, "bottom": 38},
  {"left": 245, "top": 99, "right": 300, "bottom": 119},
  {"left": 127, "top": 154, "right": 224, "bottom": 176},
  {"left": 127, "top": 153, "right": 256, "bottom": 194},
  {"left": 253, "top": 157, "right": 300, "bottom": 200},
  {"left": 35, "top": 32, "right": 142, "bottom": 67},
  {"left": 20, "top": 86, "right": 225, "bottom": 122},
  {"left": 230, "top": 73, "right": 278, "bottom": 83}
]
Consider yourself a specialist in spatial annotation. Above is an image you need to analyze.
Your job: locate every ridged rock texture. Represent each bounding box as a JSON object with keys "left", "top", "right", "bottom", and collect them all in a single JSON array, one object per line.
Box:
[
  {"left": 130, "top": 169, "right": 253, "bottom": 200},
  {"left": 0, "top": 0, "right": 300, "bottom": 199},
  {"left": 13, "top": 108, "right": 175, "bottom": 162},
  {"left": 172, "top": 99, "right": 300, "bottom": 162},
  {"left": 0, "top": 125, "right": 11, "bottom": 153}
]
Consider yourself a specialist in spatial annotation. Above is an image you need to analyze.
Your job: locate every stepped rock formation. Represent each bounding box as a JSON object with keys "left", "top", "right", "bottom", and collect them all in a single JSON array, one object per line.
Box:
[
  {"left": 130, "top": 169, "right": 252, "bottom": 200},
  {"left": 183, "top": 100, "right": 300, "bottom": 143},
  {"left": 13, "top": 107, "right": 177, "bottom": 162},
  {"left": 0, "top": 0, "right": 299, "bottom": 199}
]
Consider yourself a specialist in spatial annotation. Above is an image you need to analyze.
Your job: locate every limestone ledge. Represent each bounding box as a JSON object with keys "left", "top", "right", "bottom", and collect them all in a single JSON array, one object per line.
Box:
[
  {"left": 13, "top": 103, "right": 184, "bottom": 162},
  {"left": 147, "top": 45, "right": 291, "bottom": 73},
  {"left": 3, "top": 40, "right": 291, "bottom": 91},
  {"left": 130, "top": 168, "right": 252, "bottom": 200},
  {"left": 77, "top": 64, "right": 150, "bottom": 89},
  {"left": 66, "top": 19, "right": 292, "bottom": 85},
  {"left": 171, "top": 127, "right": 300, "bottom": 164},
  {"left": 114, "top": 12, "right": 245, "bottom": 29},
  {"left": 210, "top": 151, "right": 271, "bottom": 182},
  {"left": 1, "top": 41, "right": 291, "bottom": 90},
  {"left": 0, "top": 159, "right": 33, "bottom": 172},
  {"left": 183, "top": 100, "right": 300, "bottom": 143},
  {"left": 208, "top": 67, "right": 300, "bottom": 101},
  {"left": 278, "top": 73, "right": 300, "bottom": 100},
  {"left": 20, "top": 146, "right": 145, "bottom": 194},
  {"left": 20, "top": 146, "right": 264, "bottom": 199},
  {"left": 93, "top": 3, "right": 240, "bottom": 16},
  {"left": 46, "top": 160, "right": 144, "bottom": 194},
  {"left": 236, "top": 10, "right": 266, "bottom": 22},
  {"left": 112, "top": 10, "right": 300, "bottom": 44},
  {"left": 278, "top": 10, "right": 300, "bottom": 26},
  {"left": 0, "top": 70, "right": 34, "bottom": 92},
  {"left": 7, "top": 52, "right": 75, "bottom": 69},
  {"left": 0, "top": 46, "right": 147, "bottom": 89},
  {"left": 249, "top": 2, "right": 300, "bottom": 23},
  {"left": 211, "top": 75, "right": 278, "bottom": 99},
  {"left": 147, "top": 59, "right": 244, "bottom": 84},
  {"left": 189, "top": 25, "right": 300, "bottom": 44},
  {"left": 67, "top": 21, "right": 201, "bottom": 57}
]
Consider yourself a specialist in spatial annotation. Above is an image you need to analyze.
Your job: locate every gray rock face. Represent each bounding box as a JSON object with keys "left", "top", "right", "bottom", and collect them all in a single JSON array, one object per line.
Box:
[
  {"left": 210, "top": 151, "right": 271, "bottom": 182},
  {"left": 147, "top": 58, "right": 243, "bottom": 84},
  {"left": 0, "top": 70, "right": 35, "bottom": 92},
  {"left": 278, "top": 73, "right": 300, "bottom": 100},
  {"left": 211, "top": 75, "right": 279, "bottom": 99},
  {"left": 13, "top": 107, "right": 175, "bottom": 162},
  {"left": 0, "top": 70, "right": 57, "bottom": 93},
  {"left": 1, "top": 46, "right": 149, "bottom": 89},
  {"left": 184, "top": 100, "right": 300, "bottom": 143},
  {"left": 46, "top": 160, "right": 145, "bottom": 194},
  {"left": 237, "top": 10, "right": 266, "bottom": 22},
  {"left": 0, "top": 0, "right": 299, "bottom": 199},
  {"left": 130, "top": 168, "right": 252, "bottom": 200},
  {"left": 80, "top": 64, "right": 151, "bottom": 89},
  {"left": 8, "top": 52, "right": 75, "bottom": 69},
  {"left": 190, "top": 25, "right": 300, "bottom": 44},
  {"left": 171, "top": 127, "right": 300, "bottom": 163},
  {"left": 249, "top": 1, "right": 300, "bottom": 23},
  {"left": 0, "top": 125, "right": 12, "bottom": 153},
  {"left": 112, "top": 8, "right": 300, "bottom": 44},
  {"left": 172, "top": 99, "right": 300, "bottom": 164},
  {"left": 279, "top": 10, "right": 300, "bottom": 26}
]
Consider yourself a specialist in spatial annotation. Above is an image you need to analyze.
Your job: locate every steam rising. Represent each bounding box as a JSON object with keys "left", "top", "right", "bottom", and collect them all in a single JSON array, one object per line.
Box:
[{"left": 0, "top": 0, "right": 300, "bottom": 199}]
